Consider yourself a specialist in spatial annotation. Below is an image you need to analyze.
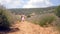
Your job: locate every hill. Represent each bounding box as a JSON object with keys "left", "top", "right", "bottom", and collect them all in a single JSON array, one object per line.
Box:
[{"left": 8, "top": 6, "right": 57, "bottom": 15}]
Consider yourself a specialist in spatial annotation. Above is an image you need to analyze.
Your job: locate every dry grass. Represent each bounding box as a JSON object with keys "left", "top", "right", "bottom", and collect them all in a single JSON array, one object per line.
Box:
[{"left": 7, "top": 21, "right": 59, "bottom": 34}]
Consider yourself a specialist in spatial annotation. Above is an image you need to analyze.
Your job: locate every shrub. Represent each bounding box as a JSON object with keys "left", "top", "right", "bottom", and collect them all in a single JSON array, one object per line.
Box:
[
  {"left": 54, "top": 18, "right": 60, "bottom": 32},
  {"left": 39, "top": 15, "right": 56, "bottom": 27},
  {"left": 27, "top": 15, "right": 31, "bottom": 18},
  {"left": 54, "top": 5, "right": 60, "bottom": 17},
  {"left": 26, "top": 14, "right": 56, "bottom": 27},
  {"left": 0, "top": 6, "right": 15, "bottom": 30}
]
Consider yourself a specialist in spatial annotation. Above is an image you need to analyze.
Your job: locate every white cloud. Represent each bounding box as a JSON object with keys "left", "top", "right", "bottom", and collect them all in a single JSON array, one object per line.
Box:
[
  {"left": 0, "top": 0, "right": 12, "bottom": 5},
  {"left": 9, "top": 0, "right": 21, "bottom": 7},
  {"left": 23, "top": 0, "right": 53, "bottom": 8},
  {"left": 0, "top": 0, "right": 23, "bottom": 8},
  {"left": 0, "top": 0, "right": 53, "bottom": 8}
]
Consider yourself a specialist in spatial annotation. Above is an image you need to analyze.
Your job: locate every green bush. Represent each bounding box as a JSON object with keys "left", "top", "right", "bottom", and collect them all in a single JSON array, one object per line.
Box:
[
  {"left": 39, "top": 15, "right": 56, "bottom": 27},
  {"left": 26, "top": 14, "right": 56, "bottom": 27},
  {"left": 27, "top": 15, "right": 31, "bottom": 18},
  {"left": 55, "top": 5, "right": 60, "bottom": 17},
  {"left": 0, "top": 6, "right": 15, "bottom": 29}
]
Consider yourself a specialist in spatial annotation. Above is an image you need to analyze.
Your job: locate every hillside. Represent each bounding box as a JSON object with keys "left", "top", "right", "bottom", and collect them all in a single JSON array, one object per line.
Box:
[{"left": 8, "top": 6, "right": 57, "bottom": 15}]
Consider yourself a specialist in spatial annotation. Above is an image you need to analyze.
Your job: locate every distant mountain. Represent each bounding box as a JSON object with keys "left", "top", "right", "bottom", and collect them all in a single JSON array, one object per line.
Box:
[{"left": 8, "top": 6, "right": 57, "bottom": 15}]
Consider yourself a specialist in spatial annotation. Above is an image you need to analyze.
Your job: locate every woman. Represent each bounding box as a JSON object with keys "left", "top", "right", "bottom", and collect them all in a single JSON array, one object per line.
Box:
[{"left": 21, "top": 15, "right": 25, "bottom": 22}]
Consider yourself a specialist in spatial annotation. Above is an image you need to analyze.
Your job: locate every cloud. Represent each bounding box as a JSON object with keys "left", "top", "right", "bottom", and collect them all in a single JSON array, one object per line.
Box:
[
  {"left": 0, "top": 0, "right": 11, "bottom": 5},
  {"left": 23, "top": 0, "right": 53, "bottom": 8},
  {"left": 7, "top": 0, "right": 22, "bottom": 8},
  {"left": 0, "top": 0, "right": 28, "bottom": 8},
  {"left": 0, "top": 0, "right": 53, "bottom": 8}
]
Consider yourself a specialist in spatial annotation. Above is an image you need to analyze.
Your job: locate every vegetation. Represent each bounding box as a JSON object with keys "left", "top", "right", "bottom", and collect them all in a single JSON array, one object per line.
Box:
[
  {"left": 39, "top": 15, "right": 56, "bottom": 27},
  {"left": 27, "top": 15, "right": 31, "bottom": 18},
  {"left": 0, "top": 5, "right": 15, "bottom": 30},
  {"left": 8, "top": 6, "right": 57, "bottom": 15},
  {"left": 55, "top": 5, "right": 60, "bottom": 17},
  {"left": 27, "top": 14, "right": 56, "bottom": 27}
]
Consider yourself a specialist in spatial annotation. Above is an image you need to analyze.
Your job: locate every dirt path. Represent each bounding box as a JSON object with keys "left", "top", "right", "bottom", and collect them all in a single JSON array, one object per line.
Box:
[{"left": 8, "top": 21, "right": 59, "bottom": 34}]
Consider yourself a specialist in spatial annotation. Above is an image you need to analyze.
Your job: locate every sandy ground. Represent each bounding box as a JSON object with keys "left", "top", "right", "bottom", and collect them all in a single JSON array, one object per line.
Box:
[{"left": 8, "top": 21, "right": 59, "bottom": 34}]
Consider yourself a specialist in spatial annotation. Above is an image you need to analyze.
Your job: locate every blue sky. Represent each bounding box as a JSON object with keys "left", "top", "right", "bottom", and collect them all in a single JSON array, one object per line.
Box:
[
  {"left": 50, "top": 0, "right": 60, "bottom": 6},
  {"left": 0, "top": 0, "right": 60, "bottom": 9}
]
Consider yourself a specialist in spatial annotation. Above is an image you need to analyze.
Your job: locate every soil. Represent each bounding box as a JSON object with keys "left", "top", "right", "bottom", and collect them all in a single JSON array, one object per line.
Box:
[{"left": 0, "top": 21, "right": 59, "bottom": 34}]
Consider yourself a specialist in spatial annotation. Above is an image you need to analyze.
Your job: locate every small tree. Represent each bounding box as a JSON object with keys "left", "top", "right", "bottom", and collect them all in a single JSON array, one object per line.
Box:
[
  {"left": 0, "top": 5, "right": 15, "bottom": 30},
  {"left": 55, "top": 5, "right": 60, "bottom": 17}
]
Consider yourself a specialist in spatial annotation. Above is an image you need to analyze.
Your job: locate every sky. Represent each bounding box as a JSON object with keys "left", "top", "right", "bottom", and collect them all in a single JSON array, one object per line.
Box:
[{"left": 0, "top": 0, "right": 60, "bottom": 9}]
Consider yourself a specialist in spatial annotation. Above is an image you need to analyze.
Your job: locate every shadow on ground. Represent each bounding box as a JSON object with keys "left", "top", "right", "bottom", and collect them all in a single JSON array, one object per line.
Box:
[{"left": 0, "top": 27, "right": 20, "bottom": 34}]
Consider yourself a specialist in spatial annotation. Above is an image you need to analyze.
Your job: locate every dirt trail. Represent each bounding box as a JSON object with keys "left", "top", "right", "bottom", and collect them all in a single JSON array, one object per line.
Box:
[{"left": 8, "top": 21, "right": 59, "bottom": 34}]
